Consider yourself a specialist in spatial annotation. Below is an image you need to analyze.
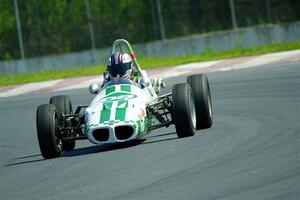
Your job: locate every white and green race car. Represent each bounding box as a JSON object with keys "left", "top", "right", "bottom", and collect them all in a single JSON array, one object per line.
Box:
[{"left": 36, "top": 39, "right": 213, "bottom": 159}]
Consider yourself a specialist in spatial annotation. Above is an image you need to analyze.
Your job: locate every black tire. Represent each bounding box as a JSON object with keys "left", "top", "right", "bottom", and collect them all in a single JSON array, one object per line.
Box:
[
  {"left": 49, "top": 95, "right": 75, "bottom": 151},
  {"left": 172, "top": 83, "right": 197, "bottom": 138},
  {"left": 36, "top": 104, "right": 62, "bottom": 159},
  {"left": 49, "top": 95, "right": 73, "bottom": 116},
  {"left": 187, "top": 74, "right": 213, "bottom": 129}
]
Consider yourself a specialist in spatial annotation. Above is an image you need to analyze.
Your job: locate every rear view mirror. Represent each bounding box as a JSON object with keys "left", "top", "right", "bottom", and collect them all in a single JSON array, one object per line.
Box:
[{"left": 89, "top": 83, "right": 100, "bottom": 94}]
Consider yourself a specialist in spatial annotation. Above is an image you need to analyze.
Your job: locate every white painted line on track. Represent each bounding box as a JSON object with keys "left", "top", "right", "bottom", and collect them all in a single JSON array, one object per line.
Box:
[
  {"left": 236, "top": 50, "right": 299, "bottom": 69},
  {"left": 217, "top": 67, "right": 233, "bottom": 72},
  {"left": 175, "top": 60, "right": 220, "bottom": 70},
  {"left": 0, "top": 80, "right": 61, "bottom": 98},
  {"left": 1, "top": 50, "right": 299, "bottom": 98},
  {"left": 212, "top": 50, "right": 300, "bottom": 72},
  {"left": 54, "top": 76, "right": 103, "bottom": 92},
  {"left": 159, "top": 61, "right": 220, "bottom": 79}
]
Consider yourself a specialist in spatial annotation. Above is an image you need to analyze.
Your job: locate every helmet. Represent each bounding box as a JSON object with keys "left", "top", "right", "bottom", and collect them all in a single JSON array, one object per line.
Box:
[{"left": 108, "top": 52, "right": 133, "bottom": 78}]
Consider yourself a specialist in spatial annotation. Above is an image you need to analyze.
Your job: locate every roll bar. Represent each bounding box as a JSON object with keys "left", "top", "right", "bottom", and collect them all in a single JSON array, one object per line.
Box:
[{"left": 110, "top": 39, "right": 144, "bottom": 79}]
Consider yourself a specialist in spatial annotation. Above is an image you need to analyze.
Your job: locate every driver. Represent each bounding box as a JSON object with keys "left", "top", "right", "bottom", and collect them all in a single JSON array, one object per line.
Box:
[{"left": 102, "top": 52, "right": 165, "bottom": 94}]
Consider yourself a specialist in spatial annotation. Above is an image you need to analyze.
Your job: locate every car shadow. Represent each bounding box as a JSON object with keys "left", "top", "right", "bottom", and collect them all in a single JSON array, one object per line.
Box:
[
  {"left": 4, "top": 154, "right": 44, "bottom": 166},
  {"left": 62, "top": 139, "right": 146, "bottom": 157},
  {"left": 140, "top": 131, "right": 178, "bottom": 145},
  {"left": 4, "top": 132, "right": 179, "bottom": 164},
  {"left": 145, "top": 132, "right": 177, "bottom": 139},
  {"left": 4, "top": 158, "right": 45, "bottom": 166},
  {"left": 141, "top": 137, "right": 178, "bottom": 145},
  {"left": 62, "top": 132, "right": 178, "bottom": 157},
  {"left": 14, "top": 154, "right": 42, "bottom": 159}
]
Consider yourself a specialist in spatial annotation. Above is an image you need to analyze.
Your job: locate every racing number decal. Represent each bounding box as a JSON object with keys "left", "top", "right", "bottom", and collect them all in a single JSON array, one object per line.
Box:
[{"left": 99, "top": 85, "right": 137, "bottom": 124}]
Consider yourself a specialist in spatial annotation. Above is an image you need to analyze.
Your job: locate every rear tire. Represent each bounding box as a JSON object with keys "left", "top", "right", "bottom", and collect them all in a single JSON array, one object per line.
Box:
[
  {"left": 49, "top": 95, "right": 73, "bottom": 116},
  {"left": 49, "top": 95, "right": 75, "bottom": 151},
  {"left": 36, "top": 104, "right": 62, "bottom": 159},
  {"left": 187, "top": 74, "right": 213, "bottom": 129},
  {"left": 172, "top": 83, "right": 196, "bottom": 138}
]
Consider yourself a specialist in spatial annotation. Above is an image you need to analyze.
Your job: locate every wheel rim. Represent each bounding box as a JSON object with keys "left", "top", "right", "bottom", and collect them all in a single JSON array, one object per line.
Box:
[{"left": 190, "top": 90, "right": 197, "bottom": 129}]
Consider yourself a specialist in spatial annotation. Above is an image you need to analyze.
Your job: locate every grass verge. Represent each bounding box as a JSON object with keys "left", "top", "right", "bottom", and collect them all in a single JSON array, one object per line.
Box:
[{"left": 1, "top": 40, "right": 300, "bottom": 87}]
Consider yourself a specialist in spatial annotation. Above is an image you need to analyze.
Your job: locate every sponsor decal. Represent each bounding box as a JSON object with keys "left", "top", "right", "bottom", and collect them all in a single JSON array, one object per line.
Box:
[
  {"left": 103, "top": 94, "right": 137, "bottom": 101},
  {"left": 137, "top": 108, "right": 146, "bottom": 120}
]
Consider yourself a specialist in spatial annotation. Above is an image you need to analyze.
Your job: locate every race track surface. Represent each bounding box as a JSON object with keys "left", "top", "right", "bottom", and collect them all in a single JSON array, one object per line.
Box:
[{"left": 0, "top": 62, "right": 299, "bottom": 200}]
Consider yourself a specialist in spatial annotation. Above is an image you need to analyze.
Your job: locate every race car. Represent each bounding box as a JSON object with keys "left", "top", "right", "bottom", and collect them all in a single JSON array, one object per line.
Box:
[{"left": 36, "top": 39, "right": 213, "bottom": 159}]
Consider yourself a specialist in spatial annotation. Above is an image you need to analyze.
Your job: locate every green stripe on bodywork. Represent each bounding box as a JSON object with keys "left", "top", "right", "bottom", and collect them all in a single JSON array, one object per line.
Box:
[
  {"left": 100, "top": 109, "right": 110, "bottom": 123},
  {"left": 117, "top": 100, "right": 128, "bottom": 108},
  {"left": 121, "top": 85, "right": 131, "bottom": 92},
  {"left": 115, "top": 108, "right": 126, "bottom": 121},
  {"left": 100, "top": 102, "right": 112, "bottom": 123},
  {"left": 136, "top": 120, "right": 141, "bottom": 135},
  {"left": 105, "top": 86, "right": 115, "bottom": 95},
  {"left": 144, "top": 118, "right": 148, "bottom": 132},
  {"left": 103, "top": 101, "right": 113, "bottom": 109}
]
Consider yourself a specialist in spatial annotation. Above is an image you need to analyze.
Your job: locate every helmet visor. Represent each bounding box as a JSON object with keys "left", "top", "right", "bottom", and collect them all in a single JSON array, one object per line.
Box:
[{"left": 108, "top": 63, "right": 131, "bottom": 77}]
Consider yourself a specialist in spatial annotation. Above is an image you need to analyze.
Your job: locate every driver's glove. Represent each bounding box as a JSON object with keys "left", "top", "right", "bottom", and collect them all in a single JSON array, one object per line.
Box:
[{"left": 151, "top": 78, "right": 166, "bottom": 94}]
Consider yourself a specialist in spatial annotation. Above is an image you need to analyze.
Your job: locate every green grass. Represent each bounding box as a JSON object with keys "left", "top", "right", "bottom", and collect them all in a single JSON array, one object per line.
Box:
[{"left": 1, "top": 40, "right": 299, "bottom": 87}]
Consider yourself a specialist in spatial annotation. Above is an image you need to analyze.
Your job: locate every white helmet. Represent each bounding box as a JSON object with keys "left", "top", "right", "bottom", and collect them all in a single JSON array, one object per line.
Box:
[{"left": 108, "top": 52, "right": 133, "bottom": 79}]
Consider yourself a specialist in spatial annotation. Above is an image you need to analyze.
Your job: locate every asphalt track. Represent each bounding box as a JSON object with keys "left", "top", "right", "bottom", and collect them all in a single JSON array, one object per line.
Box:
[{"left": 0, "top": 62, "right": 299, "bottom": 200}]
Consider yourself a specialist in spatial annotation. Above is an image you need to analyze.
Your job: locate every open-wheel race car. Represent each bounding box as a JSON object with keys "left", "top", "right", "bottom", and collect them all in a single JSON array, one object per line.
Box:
[{"left": 36, "top": 39, "right": 213, "bottom": 159}]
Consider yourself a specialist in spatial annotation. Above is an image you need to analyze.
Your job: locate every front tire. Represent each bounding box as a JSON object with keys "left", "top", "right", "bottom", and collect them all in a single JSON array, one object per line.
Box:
[
  {"left": 36, "top": 104, "right": 62, "bottom": 159},
  {"left": 50, "top": 95, "right": 75, "bottom": 151},
  {"left": 187, "top": 74, "right": 213, "bottom": 129},
  {"left": 172, "top": 83, "right": 196, "bottom": 138}
]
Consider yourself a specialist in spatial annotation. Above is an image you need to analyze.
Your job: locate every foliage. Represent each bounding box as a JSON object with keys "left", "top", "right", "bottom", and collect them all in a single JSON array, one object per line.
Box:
[{"left": 0, "top": 0, "right": 299, "bottom": 61}]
